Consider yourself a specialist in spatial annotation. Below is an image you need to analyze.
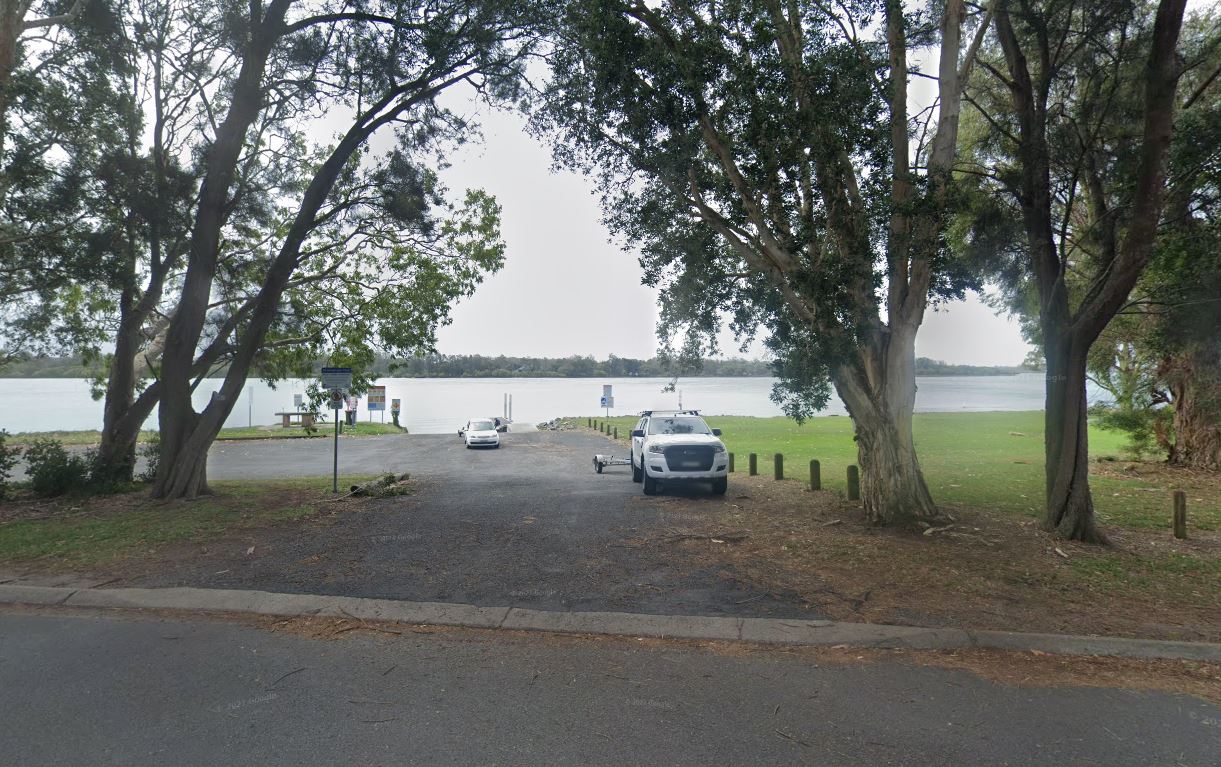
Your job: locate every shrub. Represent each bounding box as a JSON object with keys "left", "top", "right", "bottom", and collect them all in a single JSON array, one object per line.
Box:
[
  {"left": 1091, "top": 404, "right": 1172, "bottom": 461},
  {"left": 0, "top": 430, "right": 20, "bottom": 499},
  {"left": 24, "top": 438, "right": 92, "bottom": 497},
  {"left": 137, "top": 433, "right": 160, "bottom": 483}
]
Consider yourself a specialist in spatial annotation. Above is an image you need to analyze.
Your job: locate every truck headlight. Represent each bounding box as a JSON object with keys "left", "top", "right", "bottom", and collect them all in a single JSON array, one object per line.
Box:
[
  {"left": 647, "top": 444, "right": 666, "bottom": 454},
  {"left": 714, "top": 443, "right": 726, "bottom": 453}
]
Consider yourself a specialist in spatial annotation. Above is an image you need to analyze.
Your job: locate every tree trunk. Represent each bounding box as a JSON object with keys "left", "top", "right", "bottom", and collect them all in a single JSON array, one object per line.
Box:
[
  {"left": 93, "top": 285, "right": 141, "bottom": 484},
  {"left": 153, "top": 1, "right": 290, "bottom": 498},
  {"left": 1164, "top": 349, "right": 1221, "bottom": 470},
  {"left": 833, "top": 356, "right": 943, "bottom": 527},
  {"left": 1043, "top": 339, "right": 1106, "bottom": 542}
]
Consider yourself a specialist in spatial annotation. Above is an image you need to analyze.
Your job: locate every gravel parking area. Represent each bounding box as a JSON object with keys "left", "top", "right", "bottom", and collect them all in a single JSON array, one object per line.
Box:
[{"left": 124, "top": 430, "right": 816, "bottom": 618}]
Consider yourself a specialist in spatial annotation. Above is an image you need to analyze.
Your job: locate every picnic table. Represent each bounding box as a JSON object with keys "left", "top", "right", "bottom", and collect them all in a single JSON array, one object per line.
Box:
[{"left": 274, "top": 411, "right": 316, "bottom": 428}]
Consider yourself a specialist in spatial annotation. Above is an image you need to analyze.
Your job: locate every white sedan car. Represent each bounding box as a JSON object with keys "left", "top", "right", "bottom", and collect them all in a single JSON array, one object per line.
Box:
[{"left": 460, "top": 417, "right": 501, "bottom": 449}]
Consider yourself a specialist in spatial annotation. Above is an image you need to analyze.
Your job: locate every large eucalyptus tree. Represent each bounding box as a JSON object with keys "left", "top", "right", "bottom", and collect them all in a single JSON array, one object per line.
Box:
[{"left": 537, "top": 0, "right": 991, "bottom": 525}]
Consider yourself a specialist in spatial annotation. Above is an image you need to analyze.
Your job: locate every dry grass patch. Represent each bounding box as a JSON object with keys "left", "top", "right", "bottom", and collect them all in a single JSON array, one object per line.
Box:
[{"left": 630, "top": 475, "right": 1221, "bottom": 642}]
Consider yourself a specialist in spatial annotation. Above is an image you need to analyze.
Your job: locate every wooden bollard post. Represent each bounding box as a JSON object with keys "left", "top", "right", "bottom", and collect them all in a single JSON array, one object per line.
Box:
[
  {"left": 728, "top": 453, "right": 735, "bottom": 472},
  {"left": 1173, "top": 490, "right": 1187, "bottom": 539},
  {"left": 809, "top": 459, "right": 821, "bottom": 490},
  {"left": 613, "top": 426, "right": 618, "bottom": 439},
  {"left": 774, "top": 453, "right": 784, "bottom": 480},
  {"left": 587, "top": 417, "right": 591, "bottom": 427},
  {"left": 847, "top": 465, "right": 860, "bottom": 501},
  {"left": 748, "top": 453, "right": 758, "bottom": 476}
]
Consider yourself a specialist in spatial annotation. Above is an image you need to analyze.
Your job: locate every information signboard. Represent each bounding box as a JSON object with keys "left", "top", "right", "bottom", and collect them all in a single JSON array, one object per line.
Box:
[
  {"left": 321, "top": 366, "right": 352, "bottom": 391},
  {"left": 367, "top": 385, "right": 386, "bottom": 411}
]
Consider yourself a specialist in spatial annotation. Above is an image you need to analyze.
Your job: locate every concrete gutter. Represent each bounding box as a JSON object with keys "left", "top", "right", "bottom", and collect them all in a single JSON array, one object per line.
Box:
[{"left": 2, "top": 584, "right": 1218, "bottom": 662}]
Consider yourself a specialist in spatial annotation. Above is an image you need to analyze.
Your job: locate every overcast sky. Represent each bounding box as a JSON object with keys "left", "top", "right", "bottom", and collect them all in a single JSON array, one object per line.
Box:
[{"left": 425, "top": 96, "right": 1032, "bottom": 366}]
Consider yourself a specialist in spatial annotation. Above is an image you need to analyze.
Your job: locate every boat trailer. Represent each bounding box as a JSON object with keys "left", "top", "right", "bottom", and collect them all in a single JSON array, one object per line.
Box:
[{"left": 592, "top": 454, "right": 632, "bottom": 474}]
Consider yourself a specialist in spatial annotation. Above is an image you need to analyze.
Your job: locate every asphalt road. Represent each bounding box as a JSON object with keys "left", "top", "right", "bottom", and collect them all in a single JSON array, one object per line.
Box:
[
  {"left": 1, "top": 609, "right": 1217, "bottom": 767},
  {"left": 129, "top": 430, "right": 814, "bottom": 618}
]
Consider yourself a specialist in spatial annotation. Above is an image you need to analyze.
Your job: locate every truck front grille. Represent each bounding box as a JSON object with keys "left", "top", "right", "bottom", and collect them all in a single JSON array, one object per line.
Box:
[{"left": 662, "top": 445, "right": 715, "bottom": 471}]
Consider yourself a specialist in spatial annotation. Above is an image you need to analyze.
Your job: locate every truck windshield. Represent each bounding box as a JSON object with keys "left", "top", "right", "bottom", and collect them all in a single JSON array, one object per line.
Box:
[
  {"left": 470, "top": 420, "right": 495, "bottom": 431},
  {"left": 648, "top": 417, "right": 711, "bottom": 435}
]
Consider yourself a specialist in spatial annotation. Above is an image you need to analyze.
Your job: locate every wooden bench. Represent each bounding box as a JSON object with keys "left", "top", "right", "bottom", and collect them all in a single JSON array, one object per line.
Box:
[{"left": 274, "top": 411, "right": 316, "bottom": 428}]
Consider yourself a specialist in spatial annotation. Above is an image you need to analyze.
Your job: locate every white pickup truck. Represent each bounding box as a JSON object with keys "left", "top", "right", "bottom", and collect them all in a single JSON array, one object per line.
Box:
[{"left": 629, "top": 410, "right": 728, "bottom": 496}]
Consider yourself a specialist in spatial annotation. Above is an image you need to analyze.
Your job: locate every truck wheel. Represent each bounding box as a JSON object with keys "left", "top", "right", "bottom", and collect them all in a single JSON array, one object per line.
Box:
[
  {"left": 643, "top": 466, "right": 659, "bottom": 496},
  {"left": 631, "top": 455, "right": 642, "bottom": 483},
  {"left": 712, "top": 477, "right": 728, "bottom": 495}
]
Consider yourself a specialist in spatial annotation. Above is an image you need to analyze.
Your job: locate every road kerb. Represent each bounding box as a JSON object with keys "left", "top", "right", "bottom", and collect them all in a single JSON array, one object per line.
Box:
[
  {"left": 2, "top": 584, "right": 1219, "bottom": 662},
  {"left": 503, "top": 607, "right": 742, "bottom": 641}
]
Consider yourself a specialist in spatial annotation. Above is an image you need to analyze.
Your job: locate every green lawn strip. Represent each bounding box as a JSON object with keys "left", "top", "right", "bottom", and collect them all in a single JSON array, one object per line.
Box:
[
  {"left": 2, "top": 430, "right": 160, "bottom": 447},
  {"left": 1067, "top": 550, "right": 1221, "bottom": 596},
  {"left": 213, "top": 421, "right": 405, "bottom": 440},
  {"left": 6, "top": 422, "right": 404, "bottom": 447},
  {"left": 0, "top": 475, "right": 377, "bottom": 568},
  {"left": 574, "top": 411, "right": 1219, "bottom": 532}
]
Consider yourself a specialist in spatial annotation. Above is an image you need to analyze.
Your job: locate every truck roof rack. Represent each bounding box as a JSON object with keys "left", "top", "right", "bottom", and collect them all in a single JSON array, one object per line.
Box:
[{"left": 639, "top": 409, "right": 701, "bottom": 417}]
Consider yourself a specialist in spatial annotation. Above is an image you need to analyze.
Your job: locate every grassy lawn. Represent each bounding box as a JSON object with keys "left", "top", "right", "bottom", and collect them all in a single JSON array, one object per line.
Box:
[
  {"left": 580, "top": 411, "right": 1219, "bottom": 532},
  {"left": 5, "top": 421, "right": 405, "bottom": 447},
  {"left": 213, "top": 421, "right": 405, "bottom": 440},
  {"left": 580, "top": 411, "right": 1220, "bottom": 640},
  {"left": 0, "top": 476, "right": 377, "bottom": 568}
]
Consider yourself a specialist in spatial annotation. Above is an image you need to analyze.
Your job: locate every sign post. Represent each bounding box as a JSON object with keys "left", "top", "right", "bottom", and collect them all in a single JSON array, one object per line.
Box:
[
  {"left": 601, "top": 384, "right": 614, "bottom": 418},
  {"left": 321, "top": 367, "right": 353, "bottom": 493}
]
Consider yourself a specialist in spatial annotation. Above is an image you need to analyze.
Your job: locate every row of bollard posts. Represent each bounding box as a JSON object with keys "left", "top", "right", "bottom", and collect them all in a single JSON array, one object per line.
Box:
[{"left": 725, "top": 452, "right": 857, "bottom": 500}]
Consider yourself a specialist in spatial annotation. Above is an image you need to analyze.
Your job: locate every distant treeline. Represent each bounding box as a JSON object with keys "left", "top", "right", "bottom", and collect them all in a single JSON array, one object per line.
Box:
[
  {"left": 913, "top": 358, "right": 1029, "bottom": 376},
  {"left": 0, "top": 354, "right": 1028, "bottom": 379},
  {"left": 379, "top": 355, "right": 772, "bottom": 378}
]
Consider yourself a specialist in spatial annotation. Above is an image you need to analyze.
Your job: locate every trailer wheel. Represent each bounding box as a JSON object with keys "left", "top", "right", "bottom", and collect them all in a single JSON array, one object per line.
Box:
[{"left": 594, "top": 458, "right": 603, "bottom": 474}]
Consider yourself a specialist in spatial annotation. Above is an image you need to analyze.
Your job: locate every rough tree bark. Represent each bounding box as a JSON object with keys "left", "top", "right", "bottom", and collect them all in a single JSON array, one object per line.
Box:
[
  {"left": 1163, "top": 349, "right": 1221, "bottom": 469},
  {"left": 834, "top": 347, "right": 939, "bottom": 524}
]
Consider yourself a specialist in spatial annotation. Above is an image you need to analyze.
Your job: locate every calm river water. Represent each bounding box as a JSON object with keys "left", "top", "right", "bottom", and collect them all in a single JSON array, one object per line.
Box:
[{"left": 0, "top": 373, "right": 1108, "bottom": 435}]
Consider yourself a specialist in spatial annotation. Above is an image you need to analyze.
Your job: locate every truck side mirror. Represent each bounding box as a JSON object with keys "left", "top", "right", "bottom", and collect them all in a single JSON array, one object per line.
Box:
[
  {"left": 631, "top": 429, "right": 645, "bottom": 438},
  {"left": 711, "top": 428, "right": 722, "bottom": 436}
]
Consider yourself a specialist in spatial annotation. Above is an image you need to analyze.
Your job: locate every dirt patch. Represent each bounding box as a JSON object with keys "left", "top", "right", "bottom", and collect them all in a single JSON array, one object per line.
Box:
[{"left": 627, "top": 475, "right": 1221, "bottom": 642}]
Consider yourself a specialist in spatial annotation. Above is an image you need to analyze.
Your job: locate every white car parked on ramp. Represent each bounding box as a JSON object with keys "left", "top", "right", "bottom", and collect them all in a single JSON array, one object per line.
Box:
[{"left": 460, "top": 417, "right": 501, "bottom": 449}]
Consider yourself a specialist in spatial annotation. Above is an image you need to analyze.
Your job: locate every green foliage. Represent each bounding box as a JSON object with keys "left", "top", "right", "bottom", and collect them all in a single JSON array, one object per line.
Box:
[
  {"left": 137, "top": 432, "right": 160, "bottom": 484},
  {"left": 23, "top": 438, "right": 92, "bottom": 497},
  {"left": 535, "top": 1, "right": 981, "bottom": 420},
  {"left": 0, "top": 430, "right": 21, "bottom": 499},
  {"left": 1090, "top": 403, "right": 1171, "bottom": 460}
]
